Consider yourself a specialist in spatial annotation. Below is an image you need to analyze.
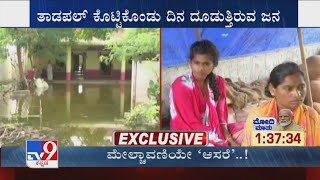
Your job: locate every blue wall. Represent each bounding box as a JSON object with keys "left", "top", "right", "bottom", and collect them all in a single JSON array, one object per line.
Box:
[{"left": 162, "top": 28, "right": 320, "bottom": 67}]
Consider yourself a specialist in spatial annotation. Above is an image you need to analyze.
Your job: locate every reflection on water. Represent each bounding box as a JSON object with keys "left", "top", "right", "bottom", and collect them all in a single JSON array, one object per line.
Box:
[{"left": 0, "top": 83, "right": 131, "bottom": 146}]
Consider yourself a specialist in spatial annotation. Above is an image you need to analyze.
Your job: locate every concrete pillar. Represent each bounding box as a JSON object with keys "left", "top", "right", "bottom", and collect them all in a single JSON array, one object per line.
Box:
[
  {"left": 131, "top": 60, "right": 137, "bottom": 109},
  {"left": 66, "top": 83, "right": 71, "bottom": 120},
  {"left": 120, "top": 59, "right": 126, "bottom": 81},
  {"left": 66, "top": 46, "right": 72, "bottom": 81},
  {"left": 120, "top": 84, "right": 125, "bottom": 116}
]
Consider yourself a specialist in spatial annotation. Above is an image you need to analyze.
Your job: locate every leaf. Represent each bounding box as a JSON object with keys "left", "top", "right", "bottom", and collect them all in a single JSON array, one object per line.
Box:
[{"left": 106, "top": 29, "right": 160, "bottom": 62}]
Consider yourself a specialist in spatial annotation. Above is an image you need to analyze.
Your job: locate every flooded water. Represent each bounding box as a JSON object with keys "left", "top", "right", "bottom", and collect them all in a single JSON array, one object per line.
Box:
[{"left": 0, "top": 83, "right": 132, "bottom": 146}]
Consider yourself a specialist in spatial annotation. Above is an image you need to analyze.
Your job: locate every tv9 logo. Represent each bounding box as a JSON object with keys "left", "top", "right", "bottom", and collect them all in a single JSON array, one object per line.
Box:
[{"left": 26, "top": 140, "right": 58, "bottom": 168}]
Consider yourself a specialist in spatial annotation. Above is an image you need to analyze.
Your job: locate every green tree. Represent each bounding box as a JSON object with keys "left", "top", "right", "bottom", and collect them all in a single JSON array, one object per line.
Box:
[
  {"left": 74, "top": 28, "right": 118, "bottom": 40},
  {"left": 0, "top": 29, "right": 10, "bottom": 63},
  {"left": 27, "top": 28, "right": 76, "bottom": 62},
  {"left": 107, "top": 28, "right": 160, "bottom": 62},
  {"left": 0, "top": 28, "right": 76, "bottom": 89}
]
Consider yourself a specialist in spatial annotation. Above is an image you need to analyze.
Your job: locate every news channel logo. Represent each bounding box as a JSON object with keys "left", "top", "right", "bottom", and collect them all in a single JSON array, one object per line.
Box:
[{"left": 26, "top": 140, "right": 58, "bottom": 168}]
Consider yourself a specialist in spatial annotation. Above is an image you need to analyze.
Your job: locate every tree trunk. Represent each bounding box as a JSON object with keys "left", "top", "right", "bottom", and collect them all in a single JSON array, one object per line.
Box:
[{"left": 17, "top": 45, "right": 28, "bottom": 89}]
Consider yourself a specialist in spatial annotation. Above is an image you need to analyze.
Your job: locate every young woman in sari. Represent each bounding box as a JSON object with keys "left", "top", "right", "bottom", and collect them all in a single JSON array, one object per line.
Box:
[
  {"left": 242, "top": 62, "right": 320, "bottom": 146},
  {"left": 169, "top": 40, "right": 244, "bottom": 146}
]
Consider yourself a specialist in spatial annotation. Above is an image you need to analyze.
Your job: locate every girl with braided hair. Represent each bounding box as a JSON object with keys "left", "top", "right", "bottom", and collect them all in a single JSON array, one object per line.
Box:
[{"left": 169, "top": 40, "right": 243, "bottom": 146}]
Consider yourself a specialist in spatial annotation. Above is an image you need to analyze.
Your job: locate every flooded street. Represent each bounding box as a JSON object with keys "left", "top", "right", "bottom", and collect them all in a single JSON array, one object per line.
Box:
[{"left": 0, "top": 83, "right": 131, "bottom": 146}]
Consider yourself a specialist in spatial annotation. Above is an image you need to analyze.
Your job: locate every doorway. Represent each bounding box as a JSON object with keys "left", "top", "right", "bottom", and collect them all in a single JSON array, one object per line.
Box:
[{"left": 73, "top": 53, "right": 86, "bottom": 79}]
